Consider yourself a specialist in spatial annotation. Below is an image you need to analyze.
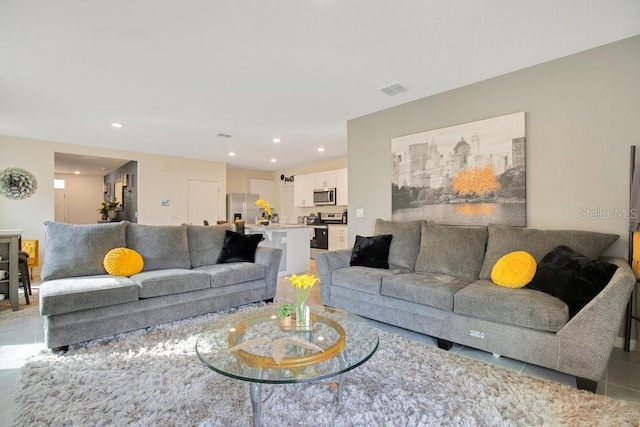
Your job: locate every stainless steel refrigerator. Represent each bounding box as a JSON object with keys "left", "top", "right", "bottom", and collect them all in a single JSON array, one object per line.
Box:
[{"left": 226, "top": 193, "right": 261, "bottom": 223}]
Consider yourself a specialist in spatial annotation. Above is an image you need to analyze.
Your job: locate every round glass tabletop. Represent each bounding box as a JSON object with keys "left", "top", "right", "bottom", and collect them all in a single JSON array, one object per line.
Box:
[{"left": 196, "top": 305, "right": 379, "bottom": 384}]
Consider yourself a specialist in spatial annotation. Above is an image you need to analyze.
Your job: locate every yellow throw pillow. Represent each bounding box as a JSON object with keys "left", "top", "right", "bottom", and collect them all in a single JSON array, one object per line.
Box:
[
  {"left": 103, "top": 247, "right": 144, "bottom": 277},
  {"left": 491, "top": 251, "right": 536, "bottom": 288}
]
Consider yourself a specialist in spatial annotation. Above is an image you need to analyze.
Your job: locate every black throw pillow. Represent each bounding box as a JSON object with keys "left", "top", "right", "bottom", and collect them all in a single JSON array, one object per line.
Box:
[
  {"left": 350, "top": 234, "right": 393, "bottom": 269},
  {"left": 216, "top": 230, "right": 263, "bottom": 263},
  {"left": 525, "top": 245, "right": 618, "bottom": 318}
]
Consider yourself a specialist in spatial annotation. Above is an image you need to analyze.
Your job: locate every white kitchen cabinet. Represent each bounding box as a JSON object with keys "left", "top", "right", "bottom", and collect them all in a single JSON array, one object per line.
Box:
[
  {"left": 314, "top": 170, "right": 336, "bottom": 189},
  {"left": 293, "top": 173, "right": 315, "bottom": 207},
  {"left": 294, "top": 169, "right": 347, "bottom": 207},
  {"left": 336, "top": 168, "right": 348, "bottom": 206},
  {"left": 328, "top": 225, "right": 349, "bottom": 251}
]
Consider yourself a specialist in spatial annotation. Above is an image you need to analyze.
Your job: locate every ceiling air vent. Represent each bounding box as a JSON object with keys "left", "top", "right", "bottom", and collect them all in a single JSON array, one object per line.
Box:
[
  {"left": 379, "top": 83, "right": 409, "bottom": 96},
  {"left": 216, "top": 133, "right": 232, "bottom": 138}
]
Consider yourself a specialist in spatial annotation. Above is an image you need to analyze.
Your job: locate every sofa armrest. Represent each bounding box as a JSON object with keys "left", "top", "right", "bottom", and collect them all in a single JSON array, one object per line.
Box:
[
  {"left": 254, "top": 247, "right": 283, "bottom": 299},
  {"left": 556, "top": 257, "right": 636, "bottom": 381},
  {"left": 315, "top": 249, "right": 352, "bottom": 305}
]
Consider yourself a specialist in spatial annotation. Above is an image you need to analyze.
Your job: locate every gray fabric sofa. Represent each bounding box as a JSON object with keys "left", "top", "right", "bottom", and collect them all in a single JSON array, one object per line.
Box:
[
  {"left": 39, "top": 221, "right": 282, "bottom": 351},
  {"left": 315, "top": 220, "right": 636, "bottom": 392}
]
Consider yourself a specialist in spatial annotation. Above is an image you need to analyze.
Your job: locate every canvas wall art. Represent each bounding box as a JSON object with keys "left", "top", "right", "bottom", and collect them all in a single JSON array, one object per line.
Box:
[{"left": 391, "top": 112, "right": 526, "bottom": 226}]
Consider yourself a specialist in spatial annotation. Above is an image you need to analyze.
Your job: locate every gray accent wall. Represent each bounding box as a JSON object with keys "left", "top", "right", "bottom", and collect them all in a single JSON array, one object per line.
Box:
[{"left": 347, "top": 35, "right": 640, "bottom": 260}]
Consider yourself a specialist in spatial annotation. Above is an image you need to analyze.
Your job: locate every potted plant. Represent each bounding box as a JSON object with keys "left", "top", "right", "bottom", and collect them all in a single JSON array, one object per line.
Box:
[
  {"left": 277, "top": 303, "right": 295, "bottom": 328},
  {"left": 98, "top": 197, "right": 121, "bottom": 221}
]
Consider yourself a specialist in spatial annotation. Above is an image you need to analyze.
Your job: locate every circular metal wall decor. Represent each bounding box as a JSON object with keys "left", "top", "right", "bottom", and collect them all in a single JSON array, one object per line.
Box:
[{"left": 0, "top": 167, "right": 38, "bottom": 199}]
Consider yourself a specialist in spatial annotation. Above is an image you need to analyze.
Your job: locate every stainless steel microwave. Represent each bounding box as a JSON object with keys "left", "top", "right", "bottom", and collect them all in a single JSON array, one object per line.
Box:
[{"left": 313, "top": 188, "right": 336, "bottom": 206}]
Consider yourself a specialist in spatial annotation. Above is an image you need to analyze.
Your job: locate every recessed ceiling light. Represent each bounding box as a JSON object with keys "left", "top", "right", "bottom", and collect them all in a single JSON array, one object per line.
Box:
[
  {"left": 74, "top": 170, "right": 80, "bottom": 175},
  {"left": 111, "top": 123, "right": 123, "bottom": 128},
  {"left": 317, "top": 147, "right": 325, "bottom": 152},
  {"left": 272, "top": 138, "right": 281, "bottom": 143},
  {"left": 270, "top": 158, "right": 277, "bottom": 163},
  {"left": 228, "top": 152, "right": 236, "bottom": 156}
]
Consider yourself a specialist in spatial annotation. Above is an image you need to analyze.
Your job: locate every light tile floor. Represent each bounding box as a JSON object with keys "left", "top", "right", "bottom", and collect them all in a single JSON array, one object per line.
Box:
[{"left": 1, "top": 274, "right": 639, "bottom": 426}]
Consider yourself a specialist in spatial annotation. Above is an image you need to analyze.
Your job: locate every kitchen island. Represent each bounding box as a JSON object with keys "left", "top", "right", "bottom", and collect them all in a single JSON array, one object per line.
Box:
[{"left": 245, "top": 224, "right": 310, "bottom": 276}]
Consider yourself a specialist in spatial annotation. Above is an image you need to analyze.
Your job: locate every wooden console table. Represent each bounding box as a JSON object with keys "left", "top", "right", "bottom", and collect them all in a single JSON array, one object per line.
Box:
[{"left": 0, "top": 230, "right": 22, "bottom": 311}]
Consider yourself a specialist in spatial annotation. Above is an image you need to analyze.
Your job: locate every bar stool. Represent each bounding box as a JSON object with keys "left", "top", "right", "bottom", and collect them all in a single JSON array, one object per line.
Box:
[{"left": 18, "top": 251, "right": 30, "bottom": 304}]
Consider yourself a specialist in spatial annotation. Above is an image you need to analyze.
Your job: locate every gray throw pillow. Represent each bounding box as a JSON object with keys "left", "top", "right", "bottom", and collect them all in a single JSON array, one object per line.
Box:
[
  {"left": 478, "top": 224, "right": 619, "bottom": 279},
  {"left": 41, "top": 221, "right": 127, "bottom": 281},
  {"left": 415, "top": 222, "right": 488, "bottom": 280},
  {"left": 187, "top": 223, "right": 235, "bottom": 267},
  {"left": 374, "top": 219, "right": 423, "bottom": 269},
  {"left": 127, "top": 223, "right": 191, "bottom": 271}
]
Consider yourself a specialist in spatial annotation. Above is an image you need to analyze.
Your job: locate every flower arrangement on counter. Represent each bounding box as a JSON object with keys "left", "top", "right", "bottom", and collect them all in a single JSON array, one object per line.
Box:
[
  {"left": 285, "top": 274, "right": 320, "bottom": 327},
  {"left": 255, "top": 198, "right": 272, "bottom": 223}
]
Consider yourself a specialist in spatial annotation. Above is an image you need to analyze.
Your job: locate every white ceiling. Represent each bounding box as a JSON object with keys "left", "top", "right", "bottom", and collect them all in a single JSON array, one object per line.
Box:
[{"left": 2, "top": 1, "right": 640, "bottom": 172}]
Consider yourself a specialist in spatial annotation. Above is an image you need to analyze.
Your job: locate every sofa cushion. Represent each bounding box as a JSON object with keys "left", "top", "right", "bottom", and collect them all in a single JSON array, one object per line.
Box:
[
  {"left": 216, "top": 230, "right": 263, "bottom": 263},
  {"left": 332, "top": 266, "right": 407, "bottom": 295},
  {"left": 526, "top": 245, "right": 618, "bottom": 318},
  {"left": 194, "top": 262, "right": 266, "bottom": 288},
  {"left": 129, "top": 269, "right": 211, "bottom": 298},
  {"left": 103, "top": 247, "right": 144, "bottom": 277},
  {"left": 187, "top": 223, "right": 235, "bottom": 268},
  {"left": 374, "top": 219, "right": 423, "bottom": 269},
  {"left": 41, "top": 221, "right": 128, "bottom": 281},
  {"left": 126, "top": 223, "right": 191, "bottom": 271},
  {"left": 350, "top": 234, "right": 393, "bottom": 269},
  {"left": 39, "top": 275, "right": 139, "bottom": 316},
  {"left": 491, "top": 251, "right": 536, "bottom": 288},
  {"left": 382, "top": 272, "right": 470, "bottom": 311},
  {"left": 414, "top": 223, "right": 487, "bottom": 280},
  {"left": 479, "top": 224, "right": 618, "bottom": 279},
  {"left": 454, "top": 280, "right": 569, "bottom": 332}
]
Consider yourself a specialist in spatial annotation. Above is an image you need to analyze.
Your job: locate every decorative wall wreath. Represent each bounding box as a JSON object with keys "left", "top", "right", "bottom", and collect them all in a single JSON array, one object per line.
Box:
[{"left": 0, "top": 167, "right": 38, "bottom": 199}]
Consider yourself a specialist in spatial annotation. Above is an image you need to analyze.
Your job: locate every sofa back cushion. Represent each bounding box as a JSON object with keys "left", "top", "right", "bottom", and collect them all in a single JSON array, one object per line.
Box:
[
  {"left": 126, "top": 223, "right": 191, "bottom": 271},
  {"left": 479, "top": 224, "right": 619, "bottom": 279},
  {"left": 374, "top": 219, "right": 423, "bottom": 269},
  {"left": 41, "top": 221, "right": 127, "bottom": 281},
  {"left": 187, "top": 223, "right": 235, "bottom": 268},
  {"left": 415, "top": 222, "right": 488, "bottom": 280}
]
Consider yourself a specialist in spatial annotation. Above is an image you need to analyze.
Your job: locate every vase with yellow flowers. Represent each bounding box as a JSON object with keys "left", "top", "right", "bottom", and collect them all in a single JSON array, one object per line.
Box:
[
  {"left": 285, "top": 274, "right": 319, "bottom": 328},
  {"left": 254, "top": 198, "right": 272, "bottom": 226}
]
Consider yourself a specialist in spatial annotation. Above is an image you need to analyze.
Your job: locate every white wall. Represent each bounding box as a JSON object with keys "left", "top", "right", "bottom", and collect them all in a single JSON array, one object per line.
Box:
[
  {"left": 347, "top": 35, "right": 640, "bottom": 259},
  {"left": 0, "top": 135, "right": 227, "bottom": 276}
]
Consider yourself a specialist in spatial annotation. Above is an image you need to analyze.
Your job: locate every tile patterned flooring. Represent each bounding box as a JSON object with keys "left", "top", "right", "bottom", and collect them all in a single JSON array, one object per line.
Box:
[{"left": 1, "top": 273, "right": 640, "bottom": 426}]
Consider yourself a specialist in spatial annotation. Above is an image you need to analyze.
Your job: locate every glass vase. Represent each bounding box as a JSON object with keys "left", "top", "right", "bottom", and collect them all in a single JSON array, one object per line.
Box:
[{"left": 295, "top": 299, "right": 309, "bottom": 328}]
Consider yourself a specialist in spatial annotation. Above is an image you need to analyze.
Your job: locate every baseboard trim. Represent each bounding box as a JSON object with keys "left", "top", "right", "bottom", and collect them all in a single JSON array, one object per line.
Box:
[{"left": 614, "top": 336, "right": 637, "bottom": 352}]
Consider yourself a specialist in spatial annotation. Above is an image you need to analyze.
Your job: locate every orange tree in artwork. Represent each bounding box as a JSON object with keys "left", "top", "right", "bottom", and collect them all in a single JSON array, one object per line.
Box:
[{"left": 452, "top": 165, "right": 501, "bottom": 199}]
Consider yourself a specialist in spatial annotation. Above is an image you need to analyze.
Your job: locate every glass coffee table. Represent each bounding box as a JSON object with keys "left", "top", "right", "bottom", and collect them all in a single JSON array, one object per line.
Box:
[{"left": 196, "top": 305, "right": 379, "bottom": 427}]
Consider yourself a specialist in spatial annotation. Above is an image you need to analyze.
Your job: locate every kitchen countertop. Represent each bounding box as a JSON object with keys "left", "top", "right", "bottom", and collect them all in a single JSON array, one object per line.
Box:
[{"left": 245, "top": 224, "right": 310, "bottom": 230}]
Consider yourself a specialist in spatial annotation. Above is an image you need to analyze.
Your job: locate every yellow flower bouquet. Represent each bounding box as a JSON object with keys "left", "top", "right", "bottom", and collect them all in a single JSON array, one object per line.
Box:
[
  {"left": 255, "top": 199, "right": 272, "bottom": 223},
  {"left": 285, "top": 274, "right": 319, "bottom": 327}
]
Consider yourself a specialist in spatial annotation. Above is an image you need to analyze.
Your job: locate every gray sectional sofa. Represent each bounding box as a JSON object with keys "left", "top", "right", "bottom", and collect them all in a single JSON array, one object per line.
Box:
[
  {"left": 39, "top": 221, "right": 282, "bottom": 351},
  {"left": 315, "top": 220, "right": 636, "bottom": 392}
]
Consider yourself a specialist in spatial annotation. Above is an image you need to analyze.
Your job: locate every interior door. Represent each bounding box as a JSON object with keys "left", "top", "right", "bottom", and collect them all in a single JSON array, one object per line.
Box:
[
  {"left": 188, "top": 180, "right": 220, "bottom": 225},
  {"left": 54, "top": 188, "right": 68, "bottom": 223}
]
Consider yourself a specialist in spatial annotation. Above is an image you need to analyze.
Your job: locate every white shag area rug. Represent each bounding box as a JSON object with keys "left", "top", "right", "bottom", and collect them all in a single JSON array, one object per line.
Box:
[{"left": 15, "top": 305, "right": 640, "bottom": 427}]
